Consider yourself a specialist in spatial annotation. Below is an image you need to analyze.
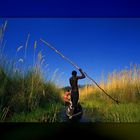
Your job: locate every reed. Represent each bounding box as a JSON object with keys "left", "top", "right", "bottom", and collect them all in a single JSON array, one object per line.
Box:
[
  {"left": 80, "top": 64, "right": 140, "bottom": 103},
  {"left": 80, "top": 64, "right": 140, "bottom": 122},
  {"left": 0, "top": 21, "right": 63, "bottom": 122}
]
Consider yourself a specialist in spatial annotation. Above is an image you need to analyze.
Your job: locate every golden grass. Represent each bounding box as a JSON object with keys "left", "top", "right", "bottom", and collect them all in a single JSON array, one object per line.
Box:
[{"left": 80, "top": 64, "right": 140, "bottom": 103}]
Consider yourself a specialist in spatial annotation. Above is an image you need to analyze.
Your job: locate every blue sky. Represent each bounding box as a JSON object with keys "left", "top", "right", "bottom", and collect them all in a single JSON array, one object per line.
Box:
[{"left": 0, "top": 18, "right": 140, "bottom": 87}]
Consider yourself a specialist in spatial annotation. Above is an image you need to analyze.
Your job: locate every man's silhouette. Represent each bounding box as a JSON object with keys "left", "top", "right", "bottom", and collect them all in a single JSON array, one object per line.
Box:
[{"left": 69, "top": 68, "right": 85, "bottom": 115}]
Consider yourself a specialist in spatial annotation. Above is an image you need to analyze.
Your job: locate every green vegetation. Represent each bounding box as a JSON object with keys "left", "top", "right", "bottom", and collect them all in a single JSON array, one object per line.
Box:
[
  {"left": 80, "top": 64, "right": 140, "bottom": 122},
  {"left": 0, "top": 21, "right": 63, "bottom": 122},
  {"left": 81, "top": 100, "right": 140, "bottom": 122},
  {"left": 10, "top": 103, "right": 62, "bottom": 122}
]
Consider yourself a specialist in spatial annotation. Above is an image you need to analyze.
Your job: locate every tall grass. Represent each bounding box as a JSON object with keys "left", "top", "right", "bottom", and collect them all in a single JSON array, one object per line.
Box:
[
  {"left": 80, "top": 64, "right": 140, "bottom": 122},
  {"left": 80, "top": 64, "right": 140, "bottom": 103},
  {"left": 0, "top": 21, "right": 63, "bottom": 122}
]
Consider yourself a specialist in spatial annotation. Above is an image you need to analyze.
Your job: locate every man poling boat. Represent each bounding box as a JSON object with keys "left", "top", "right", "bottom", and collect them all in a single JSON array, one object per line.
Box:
[
  {"left": 40, "top": 38, "right": 119, "bottom": 119},
  {"left": 68, "top": 69, "right": 85, "bottom": 118}
]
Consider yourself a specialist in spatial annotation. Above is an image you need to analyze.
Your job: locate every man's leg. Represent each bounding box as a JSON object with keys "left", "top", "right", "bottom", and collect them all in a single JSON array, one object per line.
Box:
[
  {"left": 70, "top": 92, "right": 79, "bottom": 115},
  {"left": 72, "top": 93, "right": 79, "bottom": 114}
]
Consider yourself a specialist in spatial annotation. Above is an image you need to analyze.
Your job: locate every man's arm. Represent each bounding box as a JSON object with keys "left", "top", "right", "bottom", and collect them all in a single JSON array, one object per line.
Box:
[{"left": 77, "top": 68, "right": 86, "bottom": 79}]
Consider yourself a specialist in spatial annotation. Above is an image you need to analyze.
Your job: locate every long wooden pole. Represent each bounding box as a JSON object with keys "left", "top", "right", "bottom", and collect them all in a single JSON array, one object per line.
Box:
[{"left": 40, "top": 38, "right": 119, "bottom": 104}]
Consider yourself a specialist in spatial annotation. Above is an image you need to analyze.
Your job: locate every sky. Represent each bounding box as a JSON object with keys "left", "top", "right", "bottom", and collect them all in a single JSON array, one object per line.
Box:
[{"left": 0, "top": 18, "right": 140, "bottom": 87}]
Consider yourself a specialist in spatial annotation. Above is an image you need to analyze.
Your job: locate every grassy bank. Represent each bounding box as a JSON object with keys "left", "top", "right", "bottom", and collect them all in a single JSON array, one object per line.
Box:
[
  {"left": 0, "top": 21, "right": 63, "bottom": 122},
  {"left": 80, "top": 64, "right": 140, "bottom": 122},
  {"left": 10, "top": 103, "right": 63, "bottom": 122}
]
